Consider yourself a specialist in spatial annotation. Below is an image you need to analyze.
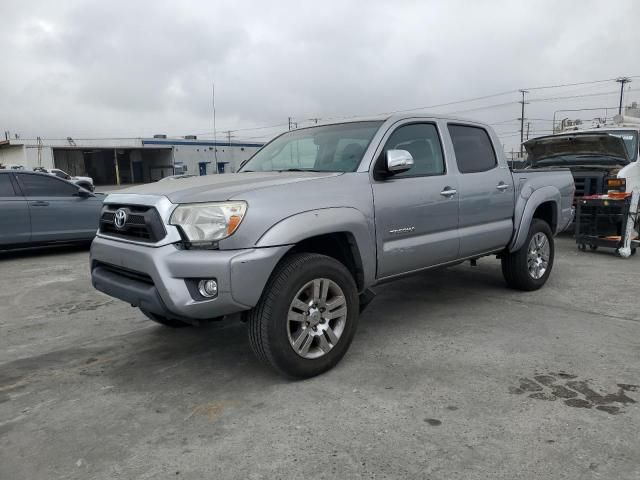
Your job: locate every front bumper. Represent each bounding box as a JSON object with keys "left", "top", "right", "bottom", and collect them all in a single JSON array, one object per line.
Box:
[{"left": 90, "top": 236, "right": 289, "bottom": 321}]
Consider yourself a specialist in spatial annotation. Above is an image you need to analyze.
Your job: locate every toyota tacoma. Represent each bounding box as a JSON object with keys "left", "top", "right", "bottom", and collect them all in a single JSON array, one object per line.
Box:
[{"left": 91, "top": 115, "right": 574, "bottom": 378}]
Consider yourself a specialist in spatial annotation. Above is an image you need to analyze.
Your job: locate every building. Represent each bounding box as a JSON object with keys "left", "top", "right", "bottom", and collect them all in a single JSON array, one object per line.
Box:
[{"left": 0, "top": 135, "right": 264, "bottom": 186}]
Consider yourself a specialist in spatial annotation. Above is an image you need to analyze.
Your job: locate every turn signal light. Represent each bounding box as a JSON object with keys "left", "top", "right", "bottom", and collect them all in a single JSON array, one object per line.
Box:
[{"left": 606, "top": 178, "right": 626, "bottom": 192}]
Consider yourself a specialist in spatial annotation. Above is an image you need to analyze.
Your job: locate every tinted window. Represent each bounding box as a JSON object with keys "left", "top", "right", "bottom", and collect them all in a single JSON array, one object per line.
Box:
[
  {"left": 448, "top": 125, "right": 497, "bottom": 173},
  {"left": 18, "top": 174, "right": 78, "bottom": 197},
  {"left": 382, "top": 123, "right": 445, "bottom": 177},
  {"left": 0, "top": 175, "right": 16, "bottom": 196}
]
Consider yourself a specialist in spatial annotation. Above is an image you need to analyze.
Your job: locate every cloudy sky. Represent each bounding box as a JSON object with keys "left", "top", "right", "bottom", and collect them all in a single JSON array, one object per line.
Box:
[{"left": 1, "top": 0, "right": 639, "bottom": 151}]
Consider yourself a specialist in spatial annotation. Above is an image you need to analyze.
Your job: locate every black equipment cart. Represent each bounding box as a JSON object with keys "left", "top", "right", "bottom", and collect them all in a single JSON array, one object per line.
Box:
[{"left": 575, "top": 194, "right": 639, "bottom": 256}]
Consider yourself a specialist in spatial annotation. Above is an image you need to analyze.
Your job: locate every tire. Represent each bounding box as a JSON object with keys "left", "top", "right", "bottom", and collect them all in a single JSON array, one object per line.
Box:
[
  {"left": 247, "top": 253, "right": 359, "bottom": 379},
  {"left": 140, "top": 309, "right": 191, "bottom": 328},
  {"left": 501, "top": 219, "right": 555, "bottom": 291}
]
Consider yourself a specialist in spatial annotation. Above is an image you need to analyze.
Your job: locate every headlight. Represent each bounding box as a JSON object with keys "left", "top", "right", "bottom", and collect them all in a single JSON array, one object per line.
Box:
[{"left": 170, "top": 201, "right": 247, "bottom": 244}]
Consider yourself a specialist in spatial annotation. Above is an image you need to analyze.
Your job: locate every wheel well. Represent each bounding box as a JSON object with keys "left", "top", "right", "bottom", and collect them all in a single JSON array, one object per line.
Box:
[
  {"left": 532, "top": 201, "right": 557, "bottom": 232},
  {"left": 287, "top": 232, "right": 364, "bottom": 290}
]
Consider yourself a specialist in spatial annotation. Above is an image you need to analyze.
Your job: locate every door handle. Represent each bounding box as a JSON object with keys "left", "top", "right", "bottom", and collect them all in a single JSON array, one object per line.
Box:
[
  {"left": 496, "top": 183, "right": 509, "bottom": 191},
  {"left": 440, "top": 188, "right": 457, "bottom": 197},
  {"left": 30, "top": 201, "right": 49, "bottom": 207}
]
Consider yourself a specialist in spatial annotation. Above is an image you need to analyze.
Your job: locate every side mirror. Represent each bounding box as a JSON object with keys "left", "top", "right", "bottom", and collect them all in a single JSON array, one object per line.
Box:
[
  {"left": 77, "top": 189, "right": 93, "bottom": 198},
  {"left": 385, "top": 149, "right": 414, "bottom": 175}
]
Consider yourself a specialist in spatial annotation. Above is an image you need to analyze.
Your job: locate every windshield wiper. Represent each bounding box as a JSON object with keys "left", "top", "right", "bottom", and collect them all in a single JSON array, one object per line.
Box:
[{"left": 276, "top": 168, "right": 323, "bottom": 172}]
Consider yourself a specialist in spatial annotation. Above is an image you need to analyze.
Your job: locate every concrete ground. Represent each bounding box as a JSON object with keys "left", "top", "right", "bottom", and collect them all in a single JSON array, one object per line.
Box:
[{"left": 1, "top": 236, "right": 639, "bottom": 479}]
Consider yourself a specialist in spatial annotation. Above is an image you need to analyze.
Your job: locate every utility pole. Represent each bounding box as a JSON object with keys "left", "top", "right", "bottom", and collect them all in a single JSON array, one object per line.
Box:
[
  {"left": 616, "top": 77, "right": 631, "bottom": 115},
  {"left": 212, "top": 82, "right": 218, "bottom": 175},
  {"left": 225, "top": 130, "right": 233, "bottom": 146},
  {"left": 526, "top": 122, "right": 530, "bottom": 140},
  {"left": 518, "top": 90, "right": 529, "bottom": 157},
  {"left": 288, "top": 117, "right": 292, "bottom": 131}
]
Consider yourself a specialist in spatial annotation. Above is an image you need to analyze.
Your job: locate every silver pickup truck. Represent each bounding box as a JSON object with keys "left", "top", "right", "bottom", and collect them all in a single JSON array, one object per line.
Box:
[{"left": 90, "top": 115, "right": 574, "bottom": 378}]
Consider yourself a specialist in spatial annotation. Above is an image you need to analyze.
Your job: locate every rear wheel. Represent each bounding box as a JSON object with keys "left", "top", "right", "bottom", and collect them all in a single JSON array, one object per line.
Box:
[
  {"left": 140, "top": 309, "right": 191, "bottom": 328},
  {"left": 502, "top": 219, "right": 554, "bottom": 291},
  {"left": 247, "top": 253, "right": 359, "bottom": 379}
]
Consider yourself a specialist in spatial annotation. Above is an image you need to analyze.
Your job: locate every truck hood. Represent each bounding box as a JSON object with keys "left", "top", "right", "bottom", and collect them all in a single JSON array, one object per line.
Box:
[
  {"left": 524, "top": 133, "right": 629, "bottom": 167},
  {"left": 113, "top": 171, "right": 343, "bottom": 203}
]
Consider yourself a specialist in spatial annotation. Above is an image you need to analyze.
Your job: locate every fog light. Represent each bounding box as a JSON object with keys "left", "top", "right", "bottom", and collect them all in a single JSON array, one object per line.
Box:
[{"left": 198, "top": 279, "right": 218, "bottom": 298}]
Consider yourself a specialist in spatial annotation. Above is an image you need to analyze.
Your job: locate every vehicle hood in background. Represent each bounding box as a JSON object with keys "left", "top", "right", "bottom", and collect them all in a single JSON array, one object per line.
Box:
[
  {"left": 112, "top": 171, "right": 342, "bottom": 204},
  {"left": 524, "top": 133, "right": 629, "bottom": 167}
]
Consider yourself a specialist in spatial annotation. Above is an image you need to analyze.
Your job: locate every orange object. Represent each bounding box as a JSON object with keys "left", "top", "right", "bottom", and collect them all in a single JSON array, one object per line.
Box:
[
  {"left": 608, "top": 191, "right": 631, "bottom": 199},
  {"left": 227, "top": 215, "right": 243, "bottom": 235}
]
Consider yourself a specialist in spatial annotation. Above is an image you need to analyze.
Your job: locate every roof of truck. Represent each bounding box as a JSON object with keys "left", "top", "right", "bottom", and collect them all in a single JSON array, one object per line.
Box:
[{"left": 309, "top": 113, "right": 491, "bottom": 128}]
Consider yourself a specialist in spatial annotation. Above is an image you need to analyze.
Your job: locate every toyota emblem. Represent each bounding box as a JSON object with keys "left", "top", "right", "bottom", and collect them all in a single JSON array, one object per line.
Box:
[{"left": 114, "top": 208, "right": 128, "bottom": 229}]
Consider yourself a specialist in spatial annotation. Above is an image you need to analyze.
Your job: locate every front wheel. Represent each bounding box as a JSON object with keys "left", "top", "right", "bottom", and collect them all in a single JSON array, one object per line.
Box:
[
  {"left": 247, "top": 253, "right": 359, "bottom": 379},
  {"left": 501, "top": 219, "right": 555, "bottom": 291}
]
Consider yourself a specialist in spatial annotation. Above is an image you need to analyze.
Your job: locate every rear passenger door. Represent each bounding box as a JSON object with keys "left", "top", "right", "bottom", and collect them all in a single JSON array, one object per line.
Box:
[
  {"left": 0, "top": 174, "right": 31, "bottom": 246},
  {"left": 372, "top": 122, "right": 459, "bottom": 278},
  {"left": 16, "top": 173, "right": 98, "bottom": 243},
  {"left": 447, "top": 124, "right": 514, "bottom": 257}
]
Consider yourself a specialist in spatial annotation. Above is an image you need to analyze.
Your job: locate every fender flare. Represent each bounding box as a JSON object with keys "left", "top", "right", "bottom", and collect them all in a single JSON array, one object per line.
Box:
[
  {"left": 255, "top": 207, "right": 377, "bottom": 287},
  {"left": 509, "top": 186, "right": 561, "bottom": 252}
]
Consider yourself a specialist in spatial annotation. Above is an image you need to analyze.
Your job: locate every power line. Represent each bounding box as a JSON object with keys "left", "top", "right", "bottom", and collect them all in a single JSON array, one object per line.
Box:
[
  {"left": 528, "top": 88, "right": 640, "bottom": 104},
  {"left": 174, "top": 74, "right": 640, "bottom": 139},
  {"left": 524, "top": 75, "right": 640, "bottom": 91}
]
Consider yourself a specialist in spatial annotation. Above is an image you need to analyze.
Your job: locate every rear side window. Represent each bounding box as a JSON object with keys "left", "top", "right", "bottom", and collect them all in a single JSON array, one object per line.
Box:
[
  {"left": 448, "top": 124, "right": 497, "bottom": 173},
  {"left": 17, "top": 173, "right": 78, "bottom": 197},
  {"left": 0, "top": 175, "right": 16, "bottom": 196}
]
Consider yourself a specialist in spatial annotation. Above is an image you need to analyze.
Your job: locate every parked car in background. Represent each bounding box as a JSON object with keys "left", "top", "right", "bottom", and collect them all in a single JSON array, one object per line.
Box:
[
  {"left": 0, "top": 164, "right": 26, "bottom": 170},
  {"left": 33, "top": 167, "right": 95, "bottom": 192},
  {"left": 90, "top": 114, "right": 574, "bottom": 378},
  {"left": 0, "top": 171, "right": 104, "bottom": 250}
]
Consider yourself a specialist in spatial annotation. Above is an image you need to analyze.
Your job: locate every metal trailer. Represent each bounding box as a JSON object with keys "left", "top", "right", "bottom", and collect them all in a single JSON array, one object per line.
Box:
[{"left": 576, "top": 193, "right": 640, "bottom": 257}]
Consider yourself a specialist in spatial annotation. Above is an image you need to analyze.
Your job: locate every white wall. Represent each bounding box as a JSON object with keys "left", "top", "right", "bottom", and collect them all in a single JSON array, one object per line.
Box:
[
  {"left": 0, "top": 145, "right": 27, "bottom": 168},
  {"left": 172, "top": 143, "right": 261, "bottom": 175},
  {"left": 24, "top": 145, "right": 55, "bottom": 169}
]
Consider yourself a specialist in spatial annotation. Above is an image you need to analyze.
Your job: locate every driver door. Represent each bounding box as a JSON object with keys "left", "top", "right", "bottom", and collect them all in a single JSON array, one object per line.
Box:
[{"left": 372, "top": 122, "right": 460, "bottom": 278}]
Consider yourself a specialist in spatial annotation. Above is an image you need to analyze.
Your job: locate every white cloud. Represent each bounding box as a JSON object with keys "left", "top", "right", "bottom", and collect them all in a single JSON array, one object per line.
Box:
[{"left": 1, "top": 0, "right": 639, "bottom": 152}]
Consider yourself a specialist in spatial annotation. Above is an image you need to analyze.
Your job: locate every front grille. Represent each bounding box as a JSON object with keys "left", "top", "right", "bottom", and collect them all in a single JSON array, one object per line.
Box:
[
  {"left": 99, "top": 204, "right": 166, "bottom": 243},
  {"left": 572, "top": 172, "right": 606, "bottom": 198},
  {"left": 93, "top": 261, "right": 154, "bottom": 285}
]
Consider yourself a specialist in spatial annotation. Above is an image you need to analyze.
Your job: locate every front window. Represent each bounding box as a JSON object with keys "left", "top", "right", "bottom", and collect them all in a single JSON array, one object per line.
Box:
[
  {"left": 240, "top": 121, "right": 383, "bottom": 173},
  {"left": 606, "top": 130, "right": 638, "bottom": 161}
]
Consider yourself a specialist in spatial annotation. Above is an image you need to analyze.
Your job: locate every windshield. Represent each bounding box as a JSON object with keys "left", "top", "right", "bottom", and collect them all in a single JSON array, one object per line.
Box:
[
  {"left": 240, "top": 121, "right": 383, "bottom": 173},
  {"left": 605, "top": 130, "right": 638, "bottom": 161}
]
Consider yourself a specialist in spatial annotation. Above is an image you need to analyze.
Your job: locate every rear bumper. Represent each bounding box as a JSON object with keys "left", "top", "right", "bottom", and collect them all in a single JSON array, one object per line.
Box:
[{"left": 90, "top": 236, "right": 290, "bottom": 320}]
